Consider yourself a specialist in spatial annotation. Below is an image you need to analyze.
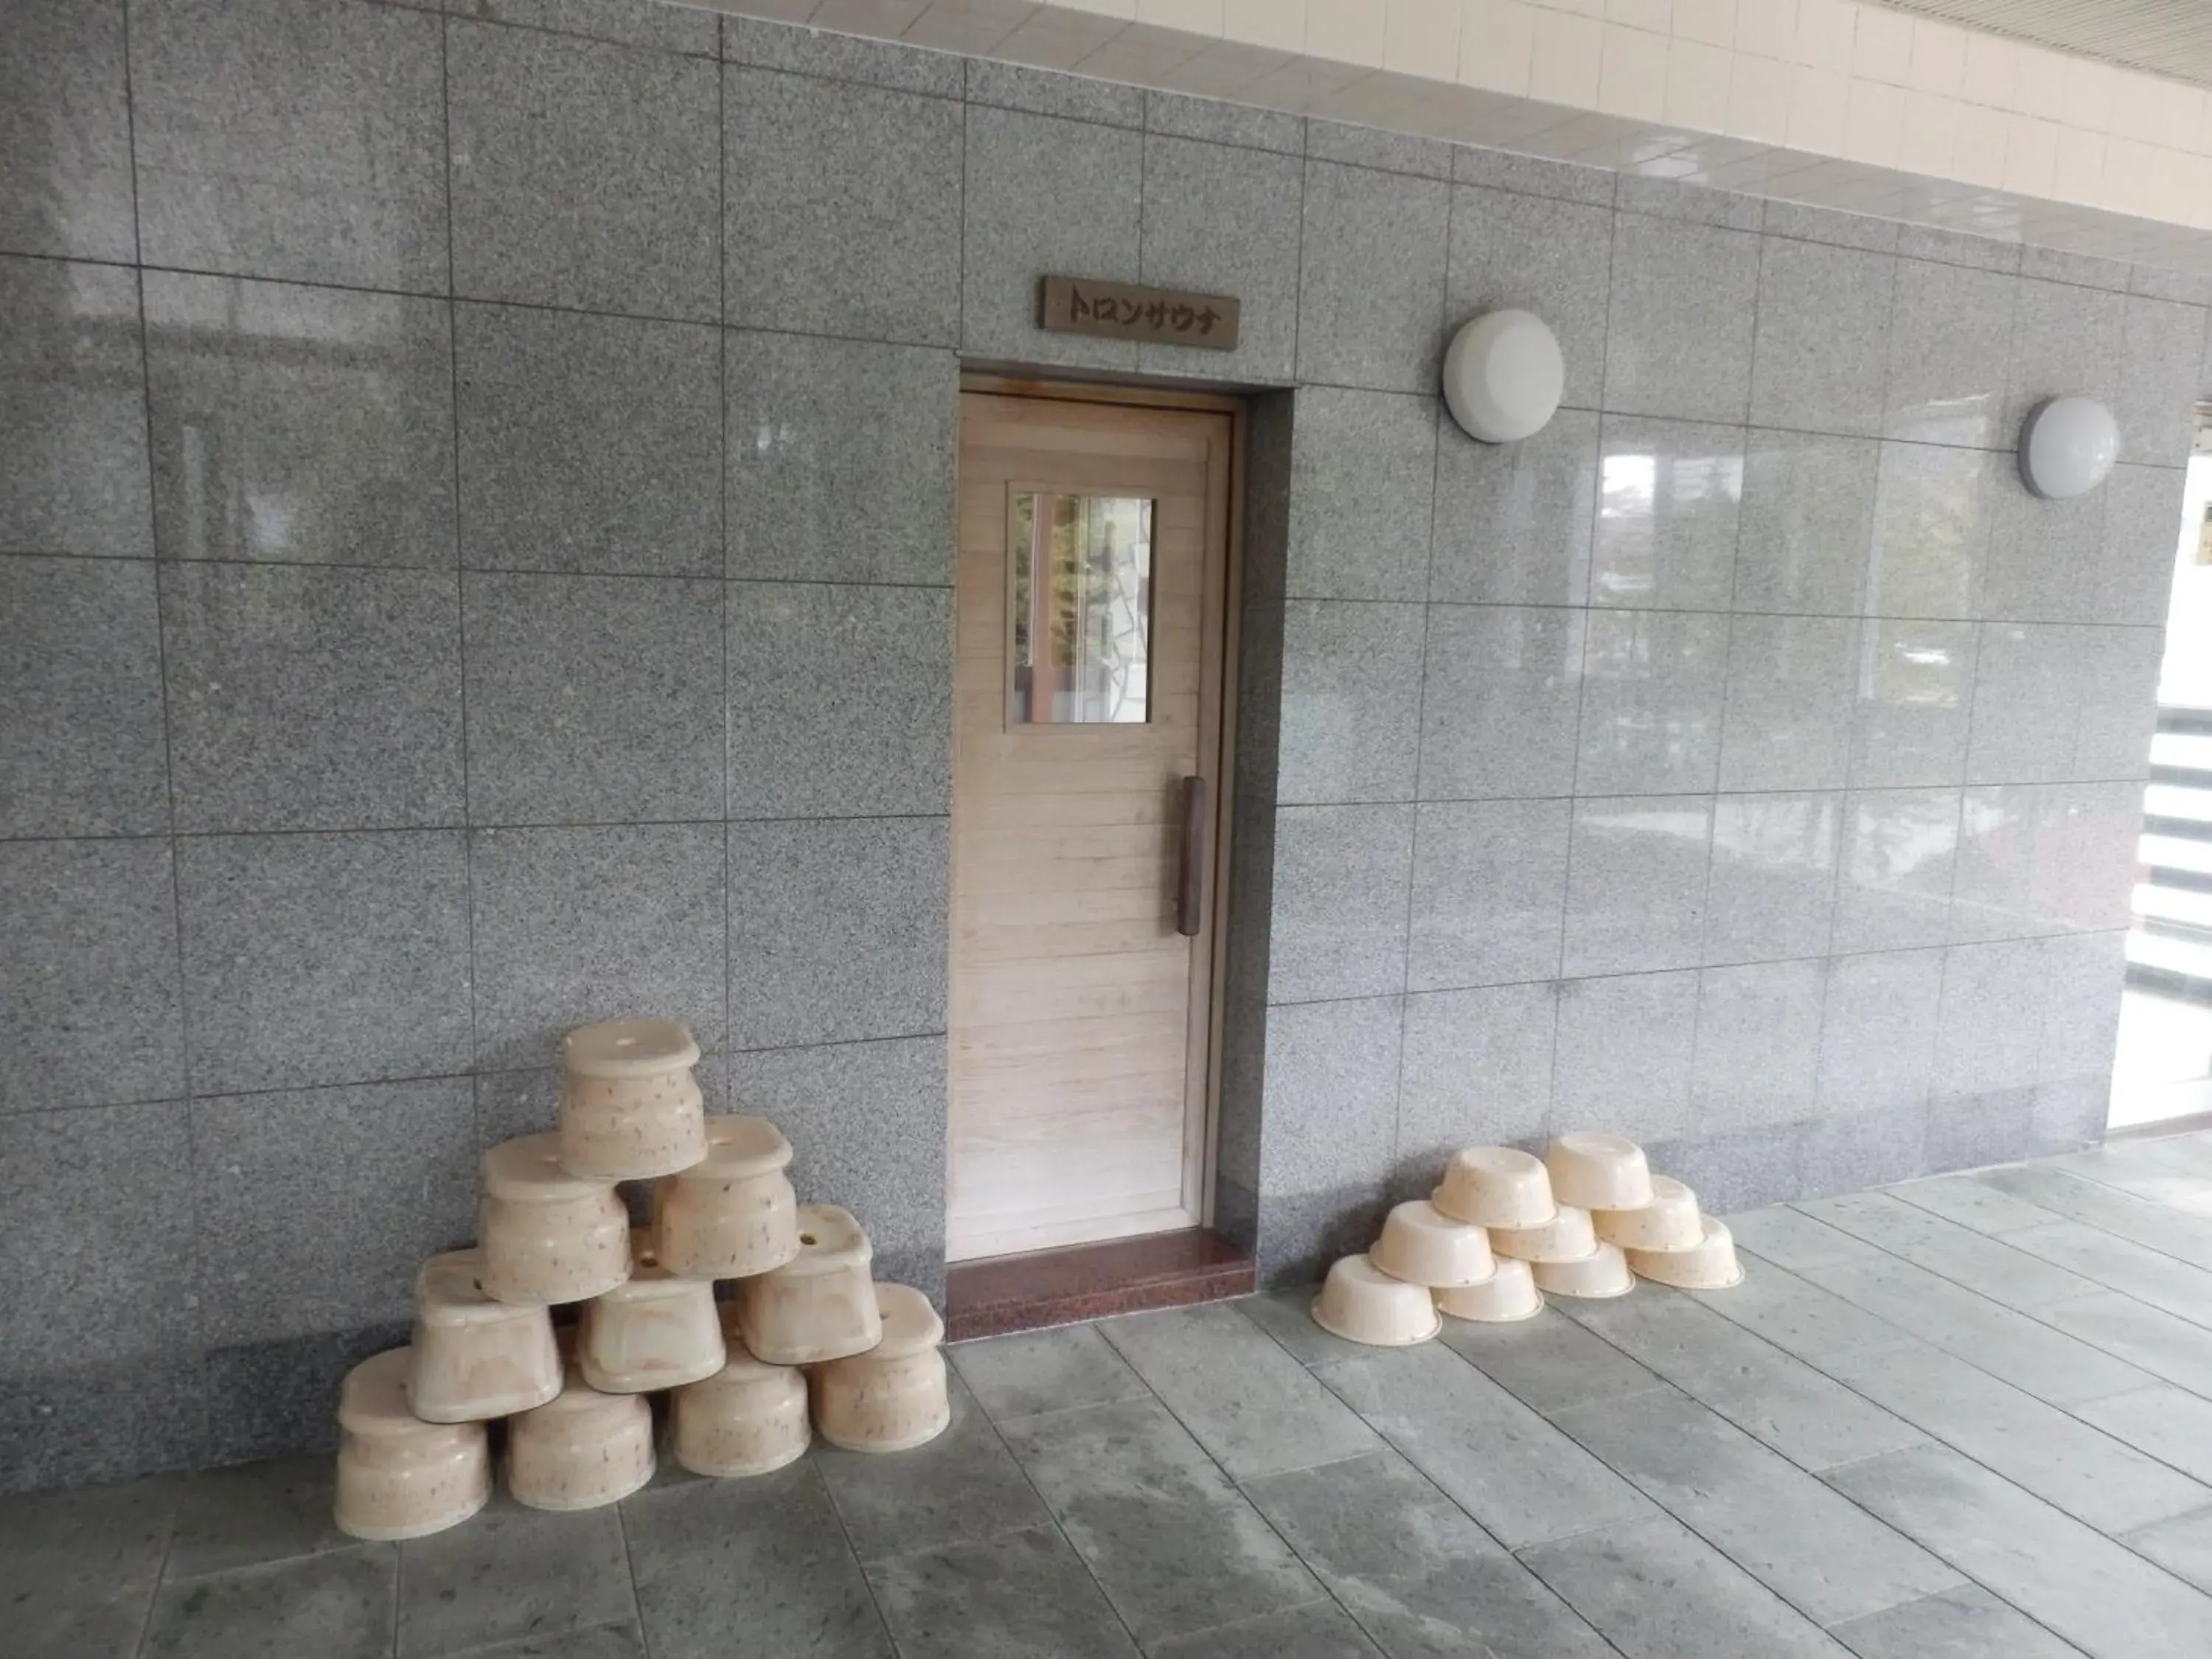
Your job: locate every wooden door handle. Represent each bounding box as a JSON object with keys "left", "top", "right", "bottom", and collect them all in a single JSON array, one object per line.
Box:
[{"left": 1178, "top": 775, "right": 1208, "bottom": 937}]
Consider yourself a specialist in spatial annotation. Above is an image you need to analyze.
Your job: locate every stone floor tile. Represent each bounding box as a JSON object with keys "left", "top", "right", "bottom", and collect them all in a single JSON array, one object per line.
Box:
[
  {"left": 2039, "top": 1291, "right": 2212, "bottom": 1397},
  {"left": 142, "top": 1546, "right": 396, "bottom": 1659},
  {"left": 1144, "top": 1599, "right": 1380, "bottom": 1658},
  {"left": 2125, "top": 1506, "right": 2212, "bottom": 1596},
  {"left": 1726, "top": 1206, "right": 1885, "bottom": 1273},
  {"left": 2074, "top": 1385, "right": 2212, "bottom": 1484},
  {"left": 0, "top": 1471, "right": 181, "bottom": 1659},
  {"left": 1436, "top": 1304, "right": 1662, "bottom": 1417},
  {"left": 814, "top": 1373, "right": 1051, "bottom": 1562},
  {"left": 2004, "top": 1220, "right": 2212, "bottom": 1329},
  {"left": 394, "top": 1496, "right": 633, "bottom": 1658},
  {"left": 1829, "top": 1585, "right": 2081, "bottom": 1659},
  {"left": 1882, "top": 1173, "right": 2064, "bottom": 1234},
  {"left": 949, "top": 1324, "right": 1151, "bottom": 1423},
  {"left": 866, "top": 1523, "right": 1139, "bottom": 1659},
  {"left": 1975, "top": 1167, "right": 2212, "bottom": 1270},
  {"left": 1792, "top": 1192, "right": 2101, "bottom": 1308},
  {"left": 166, "top": 1454, "right": 353, "bottom": 1579}
]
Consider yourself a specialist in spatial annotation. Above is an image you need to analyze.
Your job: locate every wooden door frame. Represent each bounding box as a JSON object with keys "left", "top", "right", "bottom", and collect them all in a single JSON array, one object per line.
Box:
[{"left": 954, "top": 372, "right": 1248, "bottom": 1244}]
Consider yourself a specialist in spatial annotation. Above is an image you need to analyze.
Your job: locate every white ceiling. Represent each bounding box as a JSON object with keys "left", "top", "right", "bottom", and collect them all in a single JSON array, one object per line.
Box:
[{"left": 1877, "top": 0, "right": 2212, "bottom": 87}]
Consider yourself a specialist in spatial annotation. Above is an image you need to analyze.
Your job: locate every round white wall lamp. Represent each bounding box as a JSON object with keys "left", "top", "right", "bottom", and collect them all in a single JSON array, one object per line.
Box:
[
  {"left": 2018, "top": 396, "right": 2119, "bottom": 499},
  {"left": 1441, "top": 310, "right": 1563, "bottom": 444}
]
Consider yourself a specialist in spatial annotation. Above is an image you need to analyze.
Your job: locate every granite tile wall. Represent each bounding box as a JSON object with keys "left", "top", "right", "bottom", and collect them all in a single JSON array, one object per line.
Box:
[{"left": 0, "top": 0, "right": 2194, "bottom": 1487}]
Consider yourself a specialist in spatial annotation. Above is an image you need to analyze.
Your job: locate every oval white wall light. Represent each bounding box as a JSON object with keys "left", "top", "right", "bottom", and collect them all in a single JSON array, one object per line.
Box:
[
  {"left": 1442, "top": 310, "right": 1563, "bottom": 444},
  {"left": 2019, "top": 395, "right": 2119, "bottom": 499}
]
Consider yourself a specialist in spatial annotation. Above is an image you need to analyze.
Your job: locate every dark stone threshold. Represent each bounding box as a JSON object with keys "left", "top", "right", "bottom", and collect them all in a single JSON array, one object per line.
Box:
[{"left": 945, "top": 1227, "right": 1255, "bottom": 1341}]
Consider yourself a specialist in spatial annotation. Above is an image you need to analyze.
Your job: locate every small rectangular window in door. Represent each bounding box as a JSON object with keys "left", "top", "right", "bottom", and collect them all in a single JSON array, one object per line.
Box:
[{"left": 1008, "top": 489, "right": 1154, "bottom": 726}]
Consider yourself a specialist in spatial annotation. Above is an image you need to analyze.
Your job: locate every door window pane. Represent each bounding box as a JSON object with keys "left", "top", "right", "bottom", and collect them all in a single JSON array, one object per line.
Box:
[{"left": 1009, "top": 490, "right": 1153, "bottom": 724}]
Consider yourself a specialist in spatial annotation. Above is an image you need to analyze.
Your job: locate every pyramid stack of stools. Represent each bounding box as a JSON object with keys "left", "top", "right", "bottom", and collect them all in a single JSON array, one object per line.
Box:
[
  {"left": 1311, "top": 1130, "right": 1743, "bottom": 1348},
  {"left": 333, "top": 1017, "right": 950, "bottom": 1541}
]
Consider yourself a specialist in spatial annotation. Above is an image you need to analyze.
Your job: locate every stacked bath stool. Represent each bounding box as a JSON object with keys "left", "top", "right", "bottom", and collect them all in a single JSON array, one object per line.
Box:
[
  {"left": 1312, "top": 1133, "right": 1745, "bottom": 1346},
  {"left": 332, "top": 1018, "right": 949, "bottom": 1541}
]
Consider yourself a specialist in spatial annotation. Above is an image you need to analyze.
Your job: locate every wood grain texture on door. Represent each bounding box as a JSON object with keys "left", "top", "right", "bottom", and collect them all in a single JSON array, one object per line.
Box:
[{"left": 947, "top": 392, "right": 1234, "bottom": 1262}]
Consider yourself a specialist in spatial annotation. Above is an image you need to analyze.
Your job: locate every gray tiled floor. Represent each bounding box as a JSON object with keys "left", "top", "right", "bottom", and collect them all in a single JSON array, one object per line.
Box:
[{"left": 21, "top": 1132, "right": 2212, "bottom": 1657}]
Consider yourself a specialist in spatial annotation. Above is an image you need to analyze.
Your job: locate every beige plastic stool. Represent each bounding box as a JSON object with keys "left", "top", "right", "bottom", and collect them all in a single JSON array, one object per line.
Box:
[
  {"left": 812, "top": 1284, "right": 951, "bottom": 1453},
  {"left": 333, "top": 1348, "right": 490, "bottom": 1541},
  {"left": 559, "top": 1017, "right": 708, "bottom": 1180},
  {"left": 1434, "top": 1256, "right": 1543, "bottom": 1323},
  {"left": 1369, "top": 1200, "right": 1495, "bottom": 1288},
  {"left": 1433, "top": 1147, "right": 1557, "bottom": 1228},
  {"left": 1545, "top": 1133, "right": 1655, "bottom": 1211},
  {"left": 1628, "top": 1217, "right": 1745, "bottom": 1289},
  {"left": 507, "top": 1357, "right": 656, "bottom": 1512},
  {"left": 1311, "top": 1254, "right": 1441, "bottom": 1346},
  {"left": 407, "top": 1249, "right": 563, "bottom": 1422},
  {"left": 477, "top": 1133, "right": 630, "bottom": 1307},
  {"left": 1489, "top": 1204, "right": 1598, "bottom": 1263},
  {"left": 736, "top": 1204, "right": 883, "bottom": 1366},
  {"left": 653, "top": 1115, "right": 801, "bottom": 1279},
  {"left": 670, "top": 1307, "right": 811, "bottom": 1478},
  {"left": 579, "top": 1232, "right": 726, "bottom": 1394},
  {"left": 1593, "top": 1175, "right": 1704, "bottom": 1251}
]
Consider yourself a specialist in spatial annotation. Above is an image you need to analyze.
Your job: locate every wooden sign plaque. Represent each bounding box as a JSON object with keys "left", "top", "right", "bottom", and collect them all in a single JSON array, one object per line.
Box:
[{"left": 1039, "top": 276, "right": 1241, "bottom": 351}]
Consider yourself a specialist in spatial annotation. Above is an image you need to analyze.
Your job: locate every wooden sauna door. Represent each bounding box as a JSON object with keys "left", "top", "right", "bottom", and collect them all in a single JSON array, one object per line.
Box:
[{"left": 947, "top": 390, "right": 1235, "bottom": 1262}]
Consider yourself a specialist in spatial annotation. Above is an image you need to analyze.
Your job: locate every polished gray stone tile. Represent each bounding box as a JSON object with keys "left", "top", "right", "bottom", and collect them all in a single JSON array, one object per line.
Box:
[
  {"left": 145, "top": 273, "right": 455, "bottom": 568},
  {"left": 1286, "top": 386, "right": 1436, "bottom": 602},
  {"left": 1144, "top": 90, "right": 1304, "bottom": 154},
  {"left": 2078, "top": 1385, "right": 2212, "bottom": 1486},
  {"left": 866, "top": 1523, "right": 1136, "bottom": 1659},
  {"left": 1256, "top": 995, "right": 1402, "bottom": 1197},
  {"left": 1407, "top": 798, "right": 1569, "bottom": 992},
  {"left": 452, "top": 0, "right": 720, "bottom": 53},
  {"left": 2124, "top": 1506, "right": 2212, "bottom": 1596},
  {"left": 1693, "top": 959, "right": 1824, "bottom": 1135},
  {"left": 815, "top": 1374, "right": 1050, "bottom": 1562},
  {"left": 1736, "top": 430, "right": 1879, "bottom": 615},
  {"left": 966, "top": 58, "right": 1143, "bottom": 126},
  {"left": 0, "top": 1472, "right": 180, "bottom": 1659},
  {"left": 1561, "top": 796, "right": 1713, "bottom": 977},
  {"left": 1884, "top": 1170, "right": 2063, "bottom": 1232},
  {"left": 2003, "top": 277, "right": 2125, "bottom": 439},
  {"left": 1648, "top": 1124, "right": 1802, "bottom": 1214},
  {"left": 1265, "top": 804, "right": 1413, "bottom": 1004},
  {"left": 0, "top": 256, "right": 150, "bottom": 557},
  {"left": 1834, "top": 790, "right": 1959, "bottom": 953},
  {"left": 1398, "top": 979, "right": 1556, "bottom": 1159},
  {"left": 625, "top": 1463, "right": 889, "bottom": 1659},
  {"left": 2096, "top": 463, "right": 2191, "bottom": 625},
  {"left": 1750, "top": 237, "right": 1896, "bottom": 437},
  {"left": 0, "top": 838, "right": 183, "bottom": 1115},
  {"left": 142, "top": 1545, "right": 397, "bottom": 1659},
  {"left": 1551, "top": 970, "right": 1700, "bottom": 1141},
  {"left": 0, "top": 1102, "right": 195, "bottom": 1388},
  {"left": 1705, "top": 792, "right": 1840, "bottom": 964},
  {"left": 1727, "top": 1206, "right": 1883, "bottom": 1272},
  {"left": 1699, "top": 1256, "right": 1921, "bottom": 1368},
  {"left": 1815, "top": 947, "right": 1944, "bottom": 1116},
  {"left": 469, "top": 822, "right": 724, "bottom": 1071},
  {"left": 2132, "top": 262, "right": 2212, "bottom": 305},
  {"left": 455, "top": 302, "right": 719, "bottom": 577},
  {"left": 1798, "top": 1102, "right": 1930, "bottom": 1195},
  {"left": 0, "top": 558, "right": 167, "bottom": 838},
  {"left": 1235, "top": 1288, "right": 1375, "bottom": 1370},
  {"left": 727, "top": 330, "right": 955, "bottom": 583},
  {"left": 964, "top": 105, "right": 1142, "bottom": 370},
  {"left": 1313, "top": 1343, "right": 1652, "bottom": 1548},
  {"left": 728, "top": 815, "right": 945, "bottom": 1051},
  {"left": 1276, "top": 600, "right": 1425, "bottom": 804},
  {"left": 1718, "top": 613, "right": 1858, "bottom": 793},
  {"left": 160, "top": 563, "right": 463, "bottom": 832},
  {"left": 1604, "top": 214, "right": 1760, "bottom": 424},
  {"left": 2072, "top": 625, "right": 2165, "bottom": 776},
  {"left": 1453, "top": 145, "right": 1616, "bottom": 206},
  {"left": 1812, "top": 1335, "right": 2209, "bottom": 1536},
  {"left": 1438, "top": 1307, "right": 1659, "bottom": 1419},
  {"left": 1794, "top": 1251, "right": 2149, "bottom": 1405},
  {"left": 1148, "top": 1599, "right": 1377, "bottom": 1659},
  {"left": 191, "top": 1078, "right": 472, "bottom": 1345},
  {"left": 1952, "top": 783, "right": 2138, "bottom": 942},
  {"left": 1617, "top": 177, "right": 1763, "bottom": 230},
  {"left": 2020, "top": 246, "right": 2132, "bottom": 291},
  {"left": 448, "top": 19, "right": 717, "bottom": 319},
  {"left": 2118, "top": 293, "right": 2207, "bottom": 468},
  {"left": 1099, "top": 1302, "right": 1380, "bottom": 1480},
  {"left": 1245, "top": 1448, "right": 1616, "bottom": 1659},
  {"left": 396, "top": 1497, "right": 633, "bottom": 1658},
  {"left": 950, "top": 1324, "right": 1150, "bottom": 1424},
  {"left": 1520, "top": 1513, "right": 1843, "bottom": 1659},
  {"left": 1557, "top": 1290, "right": 1927, "bottom": 1472},
  {"left": 1589, "top": 416, "right": 1745, "bottom": 610},
  {"left": 1894, "top": 224, "right": 2020, "bottom": 274},
  {"left": 1976, "top": 1164, "right": 2212, "bottom": 1270},
  {"left": 725, "top": 1037, "right": 945, "bottom": 1302},
  {"left": 1980, "top": 479, "right": 2106, "bottom": 625},
  {"left": 1931, "top": 938, "right": 2045, "bottom": 1101},
  {"left": 727, "top": 581, "right": 950, "bottom": 818},
  {"left": 1798, "top": 1190, "right": 2099, "bottom": 1307},
  {"left": 131, "top": 0, "right": 446, "bottom": 290},
  {"left": 1417, "top": 605, "right": 1585, "bottom": 799},
  {"left": 1575, "top": 608, "right": 1728, "bottom": 795},
  {"left": 1831, "top": 1584, "right": 2082, "bottom": 1659},
  {"left": 199, "top": 1326, "right": 403, "bottom": 1470},
  {"left": 1882, "top": 259, "right": 2017, "bottom": 450},
  {"left": 1307, "top": 121, "right": 1450, "bottom": 179},
  {"left": 176, "top": 830, "right": 467, "bottom": 1093},
  {"left": 2039, "top": 931, "right": 2129, "bottom": 1082},
  {"left": 1864, "top": 443, "right": 1992, "bottom": 622},
  {"left": 0, "top": 0, "right": 133, "bottom": 262},
  {"left": 2039, "top": 1291, "right": 2212, "bottom": 1398},
  {"left": 1551, "top": 1387, "right": 1961, "bottom": 1625},
  {"left": 2005, "top": 1220, "right": 2212, "bottom": 1329},
  {"left": 727, "top": 66, "right": 962, "bottom": 345},
  {"left": 724, "top": 15, "right": 963, "bottom": 96},
  {"left": 1000, "top": 1397, "right": 1321, "bottom": 1646},
  {"left": 1430, "top": 406, "right": 1598, "bottom": 605},
  {"left": 1447, "top": 185, "right": 1612, "bottom": 411},
  {"left": 464, "top": 571, "right": 723, "bottom": 824},
  {"left": 1826, "top": 1443, "right": 2212, "bottom": 1659},
  {"left": 1762, "top": 199, "right": 1901, "bottom": 254},
  {"left": 165, "top": 1455, "right": 349, "bottom": 1579},
  {"left": 1139, "top": 134, "right": 1303, "bottom": 383},
  {"left": 1296, "top": 160, "right": 1448, "bottom": 394}
]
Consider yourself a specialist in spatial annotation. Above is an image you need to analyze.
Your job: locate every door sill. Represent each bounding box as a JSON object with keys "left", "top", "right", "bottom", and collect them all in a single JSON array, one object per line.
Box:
[{"left": 944, "top": 1228, "right": 1256, "bottom": 1342}]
